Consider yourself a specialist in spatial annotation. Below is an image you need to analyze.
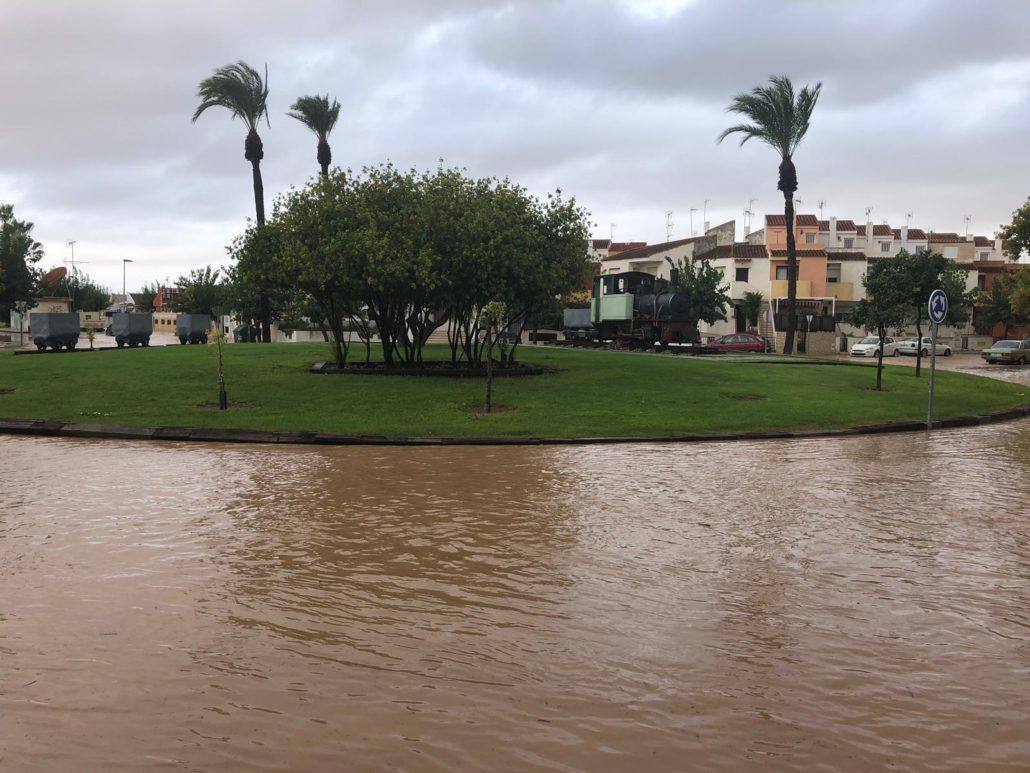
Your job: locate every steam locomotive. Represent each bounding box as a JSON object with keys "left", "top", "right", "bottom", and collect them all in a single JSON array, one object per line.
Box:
[{"left": 564, "top": 270, "right": 700, "bottom": 347}]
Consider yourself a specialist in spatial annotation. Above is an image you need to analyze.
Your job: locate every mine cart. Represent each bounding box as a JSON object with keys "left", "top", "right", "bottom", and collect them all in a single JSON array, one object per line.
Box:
[
  {"left": 175, "top": 314, "right": 211, "bottom": 345},
  {"left": 562, "top": 308, "right": 594, "bottom": 341},
  {"left": 111, "top": 312, "right": 153, "bottom": 348},
  {"left": 30, "top": 312, "right": 81, "bottom": 351}
]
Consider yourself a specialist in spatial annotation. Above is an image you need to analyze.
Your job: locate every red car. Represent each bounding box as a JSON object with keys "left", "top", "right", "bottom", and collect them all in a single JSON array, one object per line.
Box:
[{"left": 704, "top": 333, "right": 768, "bottom": 353}]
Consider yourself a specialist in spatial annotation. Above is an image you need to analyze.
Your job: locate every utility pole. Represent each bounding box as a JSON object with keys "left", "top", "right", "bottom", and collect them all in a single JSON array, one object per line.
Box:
[{"left": 122, "top": 259, "right": 133, "bottom": 310}]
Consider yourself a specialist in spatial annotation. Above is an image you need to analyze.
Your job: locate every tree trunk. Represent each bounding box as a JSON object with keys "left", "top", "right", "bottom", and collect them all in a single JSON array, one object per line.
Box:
[
  {"left": 915, "top": 313, "right": 923, "bottom": 377},
  {"left": 485, "top": 329, "right": 495, "bottom": 413},
  {"left": 782, "top": 194, "right": 798, "bottom": 355},
  {"left": 245, "top": 129, "right": 271, "bottom": 344},
  {"left": 876, "top": 324, "right": 885, "bottom": 391},
  {"left": 317, "top": 139, "right": 331, "bottom": 178}
]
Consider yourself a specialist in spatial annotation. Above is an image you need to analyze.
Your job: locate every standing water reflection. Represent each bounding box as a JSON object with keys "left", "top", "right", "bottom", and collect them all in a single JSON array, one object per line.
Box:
[{"left": 2, "top": 422, "right": 1029, "bottom": 770}]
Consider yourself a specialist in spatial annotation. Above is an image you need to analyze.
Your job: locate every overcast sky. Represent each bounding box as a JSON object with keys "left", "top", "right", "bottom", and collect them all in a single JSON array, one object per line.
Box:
[{"left": 2, "top": 0, "right": 1028, "bottom": 290}]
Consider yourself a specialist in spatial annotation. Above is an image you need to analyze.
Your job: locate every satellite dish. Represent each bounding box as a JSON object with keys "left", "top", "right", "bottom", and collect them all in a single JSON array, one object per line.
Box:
[{"left": 41, "top": 266, "right": 68, "bottom": 287}]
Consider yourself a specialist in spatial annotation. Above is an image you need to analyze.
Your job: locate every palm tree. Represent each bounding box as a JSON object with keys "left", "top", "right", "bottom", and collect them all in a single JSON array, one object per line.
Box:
[
  {"left": 288, "top": 95, "right": 341, "bottom": 177},
  {"left": 718, "top": 75, "right": 821, "bottom": 354},
  {"left": 192, "top": 61, "right": 272, "bottom": 341}
]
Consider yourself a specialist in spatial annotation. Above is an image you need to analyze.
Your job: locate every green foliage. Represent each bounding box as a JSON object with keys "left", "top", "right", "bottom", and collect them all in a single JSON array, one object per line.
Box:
[
  {"left": 718, "top": 75, "right": 822, "bottom": 160},
  {"left": 224, "top": 223, "right": 294, "bottom": 324},
  {"left": 665, "top": 255, "right": 732, "bottom": 329},
  {"left": 997, "top": 197, "right": 1030, "bottom": 261},
  {"left": 134, "top": 282, "right": 159, "bottom": 312},
  {"left": 287, "top": 94, "right": 340, "bottom": 141},
  {"left": 266, "top": 164, "right": 591, "bottom": 368},
  {"left": 0, "top": 204, "right": 45, "bottom": 320},
  {"left": 976, "top": 270, "right": 1030, "bottom": 336},
  {"left": 49, "top": 269, "right": 111, "bottom": 312},
  {"left": 850, "top": 255, "right": 910, "bottom": 390},
  {"left": 173, "top": 266, "right": 224, "bottom": 316},
  {"left": 192, "top": 61, "right": 269, "bottom": 132},
  {"left": 740, "top": 291, "right": 763, "bottom": 326}
]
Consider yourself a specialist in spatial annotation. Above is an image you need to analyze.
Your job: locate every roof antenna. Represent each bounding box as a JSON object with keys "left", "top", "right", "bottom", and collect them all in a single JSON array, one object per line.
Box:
[
  {"left": 689, "top": 207, "right": 698, "bottom": 236},
  {"left": 665, "top": 211, "right": 674, "bottom": 242},
  {"left": 905, "top": 211, "right": 913, "bottom": 228},
  {"left": 609, "top": 222, "right": 616, "bottom": 241},
  {"left": 964, "top": 214, "right": 971, "bottom": 236},
  {"left": 817, "top": 199, "right": 827, "bottom": 220}
]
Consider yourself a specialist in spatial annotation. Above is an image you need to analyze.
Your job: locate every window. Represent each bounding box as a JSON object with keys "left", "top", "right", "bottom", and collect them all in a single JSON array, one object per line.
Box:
[
  {"left": 944, "top": 246, "right": 958, "bottom": 259},
  {"left": 805, "top": 233, "right": 816, "bottom": 244},
  {"left": 843, "top": 237, "right": 854, "bottom": 248},
  {"left": 735, "top": 267, "right": 749, "bottom": 282},
  {"left": 880, "top": 241, "right": 891, "bottom": 252},
  {"left": 978, "top": 275, "right": 986, "bottom": 290},
  {"left": 826, "top": 264, "right": 841, "bottom": 283},
  {"left": 775, "top": 265, "right": 790, "bottom": 280},
  {"left": 979, "top": 251, "right": 991, "bottom": 260}
]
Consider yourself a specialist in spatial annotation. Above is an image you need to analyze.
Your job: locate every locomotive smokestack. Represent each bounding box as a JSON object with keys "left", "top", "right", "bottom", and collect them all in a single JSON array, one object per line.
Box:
[{"left": 669, "top": 267, "right": 680, "bottom": 288}]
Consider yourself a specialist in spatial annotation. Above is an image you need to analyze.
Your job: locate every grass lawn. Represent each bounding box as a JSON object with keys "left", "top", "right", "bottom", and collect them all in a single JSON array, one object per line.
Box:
[{"left": 0, "top": 343, "right": 1026, "bottom": 438}]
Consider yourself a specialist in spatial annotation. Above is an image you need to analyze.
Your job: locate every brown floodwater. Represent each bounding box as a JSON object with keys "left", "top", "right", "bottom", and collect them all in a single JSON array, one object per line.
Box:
[{"left": 2, "top": 423, "right": 1029, "bottom": 771}]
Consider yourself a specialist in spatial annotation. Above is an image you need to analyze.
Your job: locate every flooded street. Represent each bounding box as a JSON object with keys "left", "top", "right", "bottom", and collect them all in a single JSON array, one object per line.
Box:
[{"left": 2, "top": 423, "right": 1029, "bottom": 771}]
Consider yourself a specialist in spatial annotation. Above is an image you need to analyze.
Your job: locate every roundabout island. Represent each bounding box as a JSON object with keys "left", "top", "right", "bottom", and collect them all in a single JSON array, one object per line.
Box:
[{"left": 0, "top": 343, "right": 1026, "bottom": 444}]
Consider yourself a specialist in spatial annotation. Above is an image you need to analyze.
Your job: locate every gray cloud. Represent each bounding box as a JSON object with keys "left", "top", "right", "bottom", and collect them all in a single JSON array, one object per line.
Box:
[{"left": 0, "top": 0, "right": 1027, "bottom": 290}]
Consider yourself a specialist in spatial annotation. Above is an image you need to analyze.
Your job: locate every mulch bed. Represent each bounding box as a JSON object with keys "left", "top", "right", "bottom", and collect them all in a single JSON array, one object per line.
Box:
[
  {"left": 0, "top": 388, "right": 14, "bottom": 396},
  {"left": 309, "top": 361, "right": 546, "bottom": 378}
]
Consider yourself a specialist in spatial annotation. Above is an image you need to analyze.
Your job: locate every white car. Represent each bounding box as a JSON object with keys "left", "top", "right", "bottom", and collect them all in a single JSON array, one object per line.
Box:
[
  {"left": 898, "top": 337, "right": 952, "bottom": 357},
  {"left": 850, "top": 336, "right": 899, "bottom": 357}
]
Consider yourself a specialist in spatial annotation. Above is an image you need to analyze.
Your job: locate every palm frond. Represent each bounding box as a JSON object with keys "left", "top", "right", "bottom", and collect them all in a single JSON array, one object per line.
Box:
[
  {"left": 717, "top": 75, "right": 821, "bottom": 159},
  {"left": 192, "top": 61, "right": 270, "bottom": 131},
  {"left": 287, "top": 94, "right": 341, "bottom": 141}
]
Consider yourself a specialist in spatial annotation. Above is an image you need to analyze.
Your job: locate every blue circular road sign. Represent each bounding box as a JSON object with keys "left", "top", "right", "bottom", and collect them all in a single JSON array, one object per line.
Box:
[{"left": 928, "top": 289, "right": 948, "bottom": 324}]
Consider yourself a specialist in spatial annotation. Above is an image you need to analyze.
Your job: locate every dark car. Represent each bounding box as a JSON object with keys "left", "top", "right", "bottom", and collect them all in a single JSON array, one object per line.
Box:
[{"left": 705, "top": 333, "right": 768, "bottom": 353}]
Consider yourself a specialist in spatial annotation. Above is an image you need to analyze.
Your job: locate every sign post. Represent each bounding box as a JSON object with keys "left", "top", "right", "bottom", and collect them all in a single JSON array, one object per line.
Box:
[{"left": 927, "top": 289, "right": 948, "bottom": 430}]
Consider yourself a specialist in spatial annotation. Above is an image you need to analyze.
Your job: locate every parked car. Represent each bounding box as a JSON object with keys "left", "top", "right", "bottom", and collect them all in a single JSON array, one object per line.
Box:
[
  {"left": 704, "top": 333, "right": 769, "bottom": 353},
  {"left": 981, "top": 339, "right": 1030, "bottom": 365},
  {"left": 898, "top": 337, "right": 952, "bottom": 357},
  {"left": 850, "top": 335, "right": 899, "bottom": 358}
]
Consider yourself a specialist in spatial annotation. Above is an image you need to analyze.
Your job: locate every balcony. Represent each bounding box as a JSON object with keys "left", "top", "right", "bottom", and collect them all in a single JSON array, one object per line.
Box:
[
  {"left": 770, "top": 279, "right": 812, "bottom": 298},
  {"left": 825, "top": 281, "right": 854, "bottom": 301}
]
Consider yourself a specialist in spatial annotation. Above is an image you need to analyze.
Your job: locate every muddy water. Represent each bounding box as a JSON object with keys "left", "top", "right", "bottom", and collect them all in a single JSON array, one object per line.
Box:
[{"left": 2, "top": 424, "right": 1029, "bottom": 771}]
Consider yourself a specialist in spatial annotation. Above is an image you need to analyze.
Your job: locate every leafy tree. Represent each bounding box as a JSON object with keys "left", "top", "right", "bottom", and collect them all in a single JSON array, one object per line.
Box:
[
  {"left": 976, "top": 271, "right": 1030, "bottom": 338},
  {"left": 225, "top": 222, "right": 294, "bottom": 330},
  {"left": 174, "top": 266, "right": 224, "bottom": 316},
  {"left": 850, "top": 255, "right": 909, "bottom": 391},
  {"left": 997, "top": 197, "right": 1030, "bottom": 261},
  {"left": 134, "top": 282, "right": 159, "bottom": 312},
  {"left": 1013, "top": 270, "right": 1030, "bottom": 321},
  {"left": 740, "top": 290, "right": 763, "bottom": 329},
  {"left": 898, "top": 249, "right": 976, "bottom": 376},
  {"left": 192, "top": 61, "right": 272, "bottom": 341},
  {"left": 287, "top": 94, "right": 341, "bottom": 177},
  {"left": 665, "top": 255, "right": 733, "bottom": 339},
  {"left": 0, "top": 203, "right": 45, "bottom": 322},
  {"left": 718, "top": 75, "right": 822, "bottom": 355},
  {"left": 50, "top": 269, "right": 110, "bottom": 312}
]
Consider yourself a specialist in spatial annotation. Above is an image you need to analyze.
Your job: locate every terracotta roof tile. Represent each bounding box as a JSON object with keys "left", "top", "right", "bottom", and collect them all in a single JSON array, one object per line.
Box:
[
  {"left": 825, "top": 251, "right": 868, "bottom": 261},
  {"left": 856, "top": 224, "right": 893, "bottom": 237},
  {"left": 588, "top": 238, "right": 611, "bottom": 249},
  {"left": 600, "top": 236, "right": 707, "bottom": 262},
  {"left": 973, "top": 236, "right": 993, "bottom": 247},
  {"left": 928, "top": 232, "right": 963, "bottom": 243},
  {"left": 765, "top": 213, "right": 818, "bottom": 227},
  {"left": 769, "top": 249, "right": 827, "bottom": 258},
  {"left": 697, "top": 243, "right": 768, "bottom": 260},
  {"left": 608, "top": 241, "right": 648, "bottom": 253}
]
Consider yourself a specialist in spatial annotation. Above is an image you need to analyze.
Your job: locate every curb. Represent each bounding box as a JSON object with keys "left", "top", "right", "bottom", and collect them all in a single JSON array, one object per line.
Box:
[{"left": 0, "top": 406, "right": 1027, "bottom": 448}]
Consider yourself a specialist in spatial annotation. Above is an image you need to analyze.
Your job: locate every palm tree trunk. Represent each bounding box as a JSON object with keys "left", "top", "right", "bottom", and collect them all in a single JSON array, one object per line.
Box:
[
  {"left": 783, "top": 193, "right": 798, "bottom": 354},
  {"left": 779, "top": 157, "right": 799, "bottom": 355},
  {"left": 317, "top": 140, "right": 331, "bottom": 178},
  {"left": 245, "top": 130, "right": 271, "bottom": 343}
]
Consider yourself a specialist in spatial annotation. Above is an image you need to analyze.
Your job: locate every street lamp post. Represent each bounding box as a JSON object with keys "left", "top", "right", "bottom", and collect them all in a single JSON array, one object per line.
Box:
[{"left": 122, "top": 259, "right": 133, "bottom": 311}]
